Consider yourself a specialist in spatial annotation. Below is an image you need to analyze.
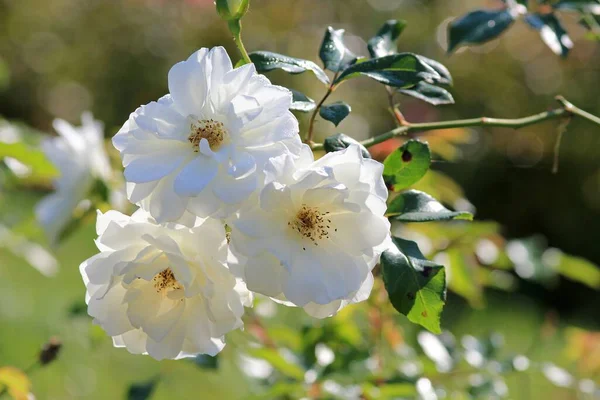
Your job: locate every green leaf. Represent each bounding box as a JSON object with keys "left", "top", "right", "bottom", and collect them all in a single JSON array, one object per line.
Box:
[
  {"left": 506, "top": 236, "right": 557, "bottom": 284},
  {"left": 248, "top": 51, "right": 330, "bottom": 85},
  {"left": 399, "top": 82, "right": 455, "bottom": 105},
  {"left": 289, "top": 89, "right": 316, "bottom": 112},
  {"left": 68, "top": 301, "right": 88, "bottom": 318},
  {"left": 525, "top": 13, "right": 572, "bottom": 57},
  {"left": 372, "top": 383, "right": 417, "bottom": 398},
  {"left": 542, "top": 248, "right": 600, "bottom": 289},
  {"left": 191, "top": 354, "right": 219, "bottom": 369},
  {"left": 555, "top": 0, "right": 600, "bottom": 11},
  {"left": 246, "top": 348, "right": 305, "bottom": 380},
  {"left": 0, "top": 142, "right": 58, "bottom": 182},
  {"left": 367, "top": 19, "right": 407, "bottom": 58},
  {"left": 383, "top": 140, "right": 431, "bottom": 191},
  {"left": 468, "top": 378, "right": 501, "bottom": 397},
  {"left": 579, "top": 13, "right": 600, "bottom": 34},
  {"left": 248, "top": 383, "right": 305, "bottom": 400},
  {"left": 323, "top": 133, "right": 371, "bottom": 158},
  {"left": 127, "top": 378, "right": 159, "bottom": 400},
  {"left": 447, "top": 9, "right": 516, "bottom": 53},
  {"left": 319, "top": 101, "right": 351, "bottom": 126},
  {"left": 417, "top": 56, "right": 453, "bottom": 85},
  {"left": 447, "top": 248, "right": 484, "bottom": 308},
  {"left": 334, "top": 53, "right": 441, "bottom": 88},
  {"left": 386, "top": 190, "right": 473, "bottom": 222},
  {"left": 319, "top": 27, "right": 357, "bottom": 72},
  {"left": 381, "top": 237, "right": 446, "bottom": 333}
]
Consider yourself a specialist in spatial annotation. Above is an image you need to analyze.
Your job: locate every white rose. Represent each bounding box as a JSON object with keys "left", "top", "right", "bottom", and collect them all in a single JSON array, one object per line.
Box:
[
  {"left": 113, "top": 47, "right": 302, "bottom": 223},
  {"left": 79, "top": 209, "right": 245, "bottom": 360},
  {"left": 35, "top": 112, "right": 111, "bottom": 244},
  {"left": 230, "top": 144, "right": 392, "bottom": 318}
]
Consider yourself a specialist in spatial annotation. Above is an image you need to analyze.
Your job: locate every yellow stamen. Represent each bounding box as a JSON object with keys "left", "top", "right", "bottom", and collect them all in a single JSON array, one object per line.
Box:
[
  {"left": 288, "top": 205, "right": 332, "bottom": 248},
  {"left": 188, "top": 119, "right": 228, "bottom": 151}
]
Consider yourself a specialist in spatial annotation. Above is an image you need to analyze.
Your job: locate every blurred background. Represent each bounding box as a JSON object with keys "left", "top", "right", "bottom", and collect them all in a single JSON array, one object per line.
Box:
[{"left": 0, "top": 0, "right": 599, "bottom": 398}]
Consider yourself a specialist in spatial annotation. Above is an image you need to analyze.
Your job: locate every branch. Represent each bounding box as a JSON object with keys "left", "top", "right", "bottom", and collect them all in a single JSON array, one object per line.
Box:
[
  {"left": 310, "top": 96, "right": 600, "bottom": 151},
  {"left": 305, "top": 73, "right": 339, "bottom": 145}
]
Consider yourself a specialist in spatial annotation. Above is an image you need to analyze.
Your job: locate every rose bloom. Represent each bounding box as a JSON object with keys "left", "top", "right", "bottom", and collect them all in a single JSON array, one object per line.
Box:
[
  {"left": 35, "top": 112, "right": 111, "bottom": 244},
  {"left": 79, "top": 209, "right": 247, "bottom": 360},
  {"left": 113, "top": 46, "right": 302, "bottom": 223},
  {"left": 229, "top": 145, "right": 392, "bottom": 318}
]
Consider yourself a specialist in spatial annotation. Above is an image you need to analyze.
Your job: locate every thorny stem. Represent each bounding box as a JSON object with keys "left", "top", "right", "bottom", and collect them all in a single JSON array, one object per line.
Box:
[
  {"left": 229, "top": 19, "right": 252, "bottom": 65},
  {"left": 306, "top": 73, "right": 339, "bottom": 145},
  {"left": 310, "top": 96, "right": 600, "bottom": 151}
]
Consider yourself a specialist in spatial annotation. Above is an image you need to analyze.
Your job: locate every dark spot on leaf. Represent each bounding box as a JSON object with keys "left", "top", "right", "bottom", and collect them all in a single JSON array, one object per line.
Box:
[
  {"left": 421, "top": 267, "right": 433, "bottom": 278},
  {"left": 384, "top": 176, "right": 395, "bottom": 191},
  {"left": 421, "top": 310, "right": 428, "bottom": 317},
  {"left": 407, "top": 292, "right": 416, "bottom": 300},
  {"left": 402, "top": 150, "right": 412, "bottom": 162}
]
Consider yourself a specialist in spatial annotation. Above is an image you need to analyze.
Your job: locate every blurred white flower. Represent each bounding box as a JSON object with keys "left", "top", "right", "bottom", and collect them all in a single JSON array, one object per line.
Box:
[
  {"left": 35, "top": 112, "right": 111, "bottom": 244},
  {"left": 230, "top": 144, "right": 391, "bottom": 318},
  {"left": 79, "top": 209, "right": 245, "bottom": 360},
  {"left": 113, "top": 46, "right": 302, "bottom": 223}
]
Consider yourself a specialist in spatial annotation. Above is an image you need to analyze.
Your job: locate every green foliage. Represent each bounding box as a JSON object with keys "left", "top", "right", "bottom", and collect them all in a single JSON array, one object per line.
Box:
[
  {"left": 323, "top": 133, "right": 371, "bottom": 158},
  {"left": 449, "top": 0, "right": 598, "bottom": 56},
  {"left": 318, "top": 101, "right": 351, "bottom": 126},
  {"left": 366, "top": 21, "right": 453, "bottom": 105},
  {"left": 447, "top": 249, "right": 485, "bottom": 308},
  {"left": 127, "top": 378, "right": 158, "bottom": 400},
  {"left": 555, "top": 0, "right": 600, "bottom": 11},
  {"left": 381, "top": 237, "right": 446, "bottom": 333},
  {"left": 387, "top": 190, "right": 473, "bottom": 222},
  {"left": 383, "top": 140, "right": 431, "bottom": 191},
  {"left": 367, "top": 19, "right": 407, "bottom": 58},
  {"left": 447, "top": 9, "right": 516, "bottom": 53},
  {"left": 319, "top": 27, "right": 357, "bottom": 72},
  {"left": 399, "top": 82, "right": 455, "bottom": 106},
  {"left": 248, "top": 51, "right": 330, "bottom": 85},
  {"left": 416, "top": 56, "right": 453, "bottom": 86},
  {"left": 334, "top": 53, "right": 440, "bottom": 88},
  {"left": 525, "top": 13, "right": 572, "bottom": 57},
  {"left": 246, "top": 348, "right": 305, "bottom": 380},
  {"left": 191, "top": 354, "right": 219, "bottom": 369},
  {"left": 289, "top": 89, "right": 316, "bottom": 112},
  {"left": 503, "top": 236, "right": 600, "bottom": 286},
  {"left": 543, "top": 248, "right": 600, "bottom": 289},
  {"left": 0, "top": 141, "right": 58, "bottom": 182}
]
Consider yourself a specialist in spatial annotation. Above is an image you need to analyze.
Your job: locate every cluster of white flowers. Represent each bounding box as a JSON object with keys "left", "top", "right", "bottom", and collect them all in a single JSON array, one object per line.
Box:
[{"left": 77, "top": 47, "right": 391, "bottom": 360}]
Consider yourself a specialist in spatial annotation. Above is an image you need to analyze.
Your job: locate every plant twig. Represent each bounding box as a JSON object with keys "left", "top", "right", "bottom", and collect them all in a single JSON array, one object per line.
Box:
[
  {"left": 310, "top": 96, "right": 600, "bottom": 151},
  {"left": 552, "top": 116, "right": 571, "bottom": 174},
  {"left": 305, "top": 73, "right": 339, "bottom": 145},
  {"left": 385, "top": 86, "right": 405, "bottom": 126}
]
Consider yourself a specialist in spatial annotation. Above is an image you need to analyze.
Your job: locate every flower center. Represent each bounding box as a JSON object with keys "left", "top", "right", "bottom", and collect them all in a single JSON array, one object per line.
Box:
[
  {"left": 152, "top": 268, "right": 182, "bottom": 293},
  {"left": 288, "top": 205, "right": 332, "bottom": 247},
  {"left": 188, "top": 119, "right": 228, "bottom": 152}
]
